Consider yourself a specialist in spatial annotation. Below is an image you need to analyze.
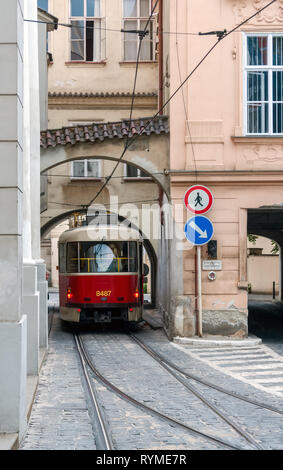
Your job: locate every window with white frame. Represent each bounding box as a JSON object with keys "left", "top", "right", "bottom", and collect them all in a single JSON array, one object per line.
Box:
[
  {"left": 245, "top": 34, "right": 283, "bottom": 135},
  {"left": 124, "top": 164, "right": 150, "bottom": 178},
  {"left": 123, "top": 0, "right": 155, "bottom": 61},
  {"left": 72, "top": 160, "right": 101, "bottom": 178},
  {"left": 70, "top": 0, "right": 106, "bottom": 61}
]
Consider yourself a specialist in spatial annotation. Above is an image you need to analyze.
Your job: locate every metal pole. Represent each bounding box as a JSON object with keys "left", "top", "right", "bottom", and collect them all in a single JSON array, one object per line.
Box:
[
  {"left": 195, "top": 247, "right": 198, "bottom": 334},
  {"left": 197, "top": 246, "right": 203, "bottom": 337}
]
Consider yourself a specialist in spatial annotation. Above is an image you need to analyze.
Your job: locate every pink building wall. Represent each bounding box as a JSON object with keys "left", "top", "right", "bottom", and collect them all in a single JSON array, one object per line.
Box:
[{"left": 168, "top": 0, "right": 283, "bottom": 337}]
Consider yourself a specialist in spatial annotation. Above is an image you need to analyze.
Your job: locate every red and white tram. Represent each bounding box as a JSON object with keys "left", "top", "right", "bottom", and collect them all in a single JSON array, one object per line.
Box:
[{"left": 58, "top": 224, "right": 146, "bottom": 323}]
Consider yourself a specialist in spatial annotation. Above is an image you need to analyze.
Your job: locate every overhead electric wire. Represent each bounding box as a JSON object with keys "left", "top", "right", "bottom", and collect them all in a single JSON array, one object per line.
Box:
[
  {"left": 40, "top": 171, "right": 164, "bottom": 179},
  {"left": 47, "top": 198, "right": 160, "bottom": 208},
  {"left": 87, "top": 0, "right": 160, "bottom": 208},
  {"left": 25, "top": 17, "right": 265, "bottom": 37},
  {"left": 85, "top": 0, "right": 276, "bottom": 209},
  {"left": 174, "top": 0, "right": 197, "bottom": 180},
  {"left": 24, "top": 18, "right": 212, "bottom": 36}
]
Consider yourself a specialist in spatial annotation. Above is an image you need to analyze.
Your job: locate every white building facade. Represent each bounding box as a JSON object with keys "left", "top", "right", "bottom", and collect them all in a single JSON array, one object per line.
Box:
[{"left": 0, "top": 0, "right": 52, "bottom": 442}]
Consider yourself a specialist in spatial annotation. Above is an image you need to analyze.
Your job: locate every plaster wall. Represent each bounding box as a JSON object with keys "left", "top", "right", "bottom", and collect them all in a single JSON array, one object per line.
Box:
[
  {"left": 47, "top": 0, "right": 158, "bottom": 95},
  {"left": 248, "top": 255, "right": 279, "bottom": 294},
  {"left": 0, "top": 0, "right": 27, "bottom": 437},
  {"left": 169, "top": 0, "right": 283, "bottom": 336},
  {"left": 48, "top": 106, "right": 157, "bottom": 130}
]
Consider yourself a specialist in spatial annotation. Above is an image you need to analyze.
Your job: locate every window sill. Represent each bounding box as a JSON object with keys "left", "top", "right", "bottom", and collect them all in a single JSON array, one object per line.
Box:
[
  {"left": 65, "top": 61, "right": 107, "bottom": 67},
  {"left": 123, "top": 177, "right": 152, "bottom": 181},
  {"left": 70, "top": 177, "right": 103, "bottom": 181},
  {"left": 231, "top": 135, "right": 283, "bottom": 143},
  {"left": 119, "top": 61, "right": 157, "bottom": 66}
]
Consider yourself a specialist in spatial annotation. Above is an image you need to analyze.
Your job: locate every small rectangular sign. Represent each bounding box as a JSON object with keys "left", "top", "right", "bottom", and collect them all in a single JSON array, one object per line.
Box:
[{"left": 202, "top": 260, "right": 222, "bottom": 271}]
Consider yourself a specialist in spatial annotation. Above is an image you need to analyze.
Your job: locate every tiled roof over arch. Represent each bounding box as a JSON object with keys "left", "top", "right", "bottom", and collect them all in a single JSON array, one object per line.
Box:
[{"left": 40, "top": 116, "right": 169, "bottom": 149}]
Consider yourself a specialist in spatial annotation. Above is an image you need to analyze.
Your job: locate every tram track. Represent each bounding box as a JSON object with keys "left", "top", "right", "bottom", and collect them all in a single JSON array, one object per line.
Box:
[
  {"left": 128, "top": 329, "right": 283, "bottom": 416},
  {"left": 74, "top": 334, "right": 114, "bottom": 450},
  {"left": 126, "top": 329, "right": 264, "bottom": 450},
  {"left": 74, "top": 332, "right": 256, "bottom": 450}
]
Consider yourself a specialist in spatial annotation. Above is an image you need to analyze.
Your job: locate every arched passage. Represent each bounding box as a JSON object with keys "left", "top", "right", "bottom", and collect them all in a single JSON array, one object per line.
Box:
[
  {"left": 40, "top": 119, "right": 170, "bottom": 197},
  {"left": 40, "top": 123, "right": 170, "bottom": 318},
  {"left": 247, "top": 208, "right": 283, "bottom": 341},
  {"left": 248, "top": 208, "right": 283, "bottom": 300},
  {"left": 41, "top": 154, "right": 169, "bottom": 198},
  {"left": 41, "top": 209, "right": 158, "bottom": 308}
]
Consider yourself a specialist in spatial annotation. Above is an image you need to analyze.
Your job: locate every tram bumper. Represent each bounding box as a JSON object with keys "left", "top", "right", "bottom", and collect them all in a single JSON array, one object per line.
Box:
[
  {"left": 60, "top": 305, "right": 142, "bottom": 323},
  {"left": 127, "top": 306, "right": 142, "bottom": 322},
  {"left": 60, "top": 306, "right": 81, "bottom": 323}
]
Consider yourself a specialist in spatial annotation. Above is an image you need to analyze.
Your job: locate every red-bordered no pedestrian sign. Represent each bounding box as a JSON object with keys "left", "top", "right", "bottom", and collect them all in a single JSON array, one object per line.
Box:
[{"left": 184, "top": 185, "right": 213, "bottom": 214}]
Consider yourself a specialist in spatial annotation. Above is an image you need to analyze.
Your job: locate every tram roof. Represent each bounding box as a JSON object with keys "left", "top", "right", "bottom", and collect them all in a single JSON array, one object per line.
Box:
[{"left": 59, "top": 224, "right": 143, "bottom": 243}]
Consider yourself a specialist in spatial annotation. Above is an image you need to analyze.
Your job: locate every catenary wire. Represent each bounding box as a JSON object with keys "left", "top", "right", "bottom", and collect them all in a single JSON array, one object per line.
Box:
[
  {"left": 85, "top": 0, "right": 276, "bottom": 208},
  {"left": 23, "top": 18, "right": 218, "bottom": 36},
  {"left": 123, "top": 1, "right": 160, "bottom": 150},
  {"left": 40, "top": 171, "right": 165, "bottom": 178},
  {"left": 47, "top": 198, "right": 160, "bottom": 208},
  {"left": 174, "top": 0, "right": 197, "bottom": 180},
  {"left": 25, "top": 18, "right": 267, "bottom": 38},
  {"left": 87, "top": 0, "right": 159, "bottom": 206}
]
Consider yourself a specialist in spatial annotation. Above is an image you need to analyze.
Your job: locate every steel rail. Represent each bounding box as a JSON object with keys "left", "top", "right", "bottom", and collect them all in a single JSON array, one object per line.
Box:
[
  {"left": 128, "top": 331, "right": 283, "bottom": 416},
  {"left": 126, "top": 331, "right": 264, "bottom": 450},
  {"left": 74, "top": 334, "right": 114, "bottom": 450},
  {"left": 75, "top": 333, "right": 244, "bottom": 450}
]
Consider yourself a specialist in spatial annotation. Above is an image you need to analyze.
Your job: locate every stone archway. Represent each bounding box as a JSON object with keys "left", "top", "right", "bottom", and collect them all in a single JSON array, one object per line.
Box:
[
  {"left": 41, "top": 209, "right": 158, "bottom": 308},
  {"left": 248, "top": 208, "right": 283, "bottom": 301},
  {"left": 40, "top": 117, "right": 170, "bottom": 197}
]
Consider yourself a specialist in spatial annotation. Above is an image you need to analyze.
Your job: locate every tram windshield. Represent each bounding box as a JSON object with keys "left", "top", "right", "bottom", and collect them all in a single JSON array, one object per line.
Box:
[{"left": 65, "top": 241, "right": 138, "bottom": 273}]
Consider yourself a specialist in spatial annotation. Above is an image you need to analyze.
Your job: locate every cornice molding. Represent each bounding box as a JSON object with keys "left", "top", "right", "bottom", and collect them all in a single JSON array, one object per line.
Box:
[{"left": 48, "top": 92, "right": 158, "bottom": 110}]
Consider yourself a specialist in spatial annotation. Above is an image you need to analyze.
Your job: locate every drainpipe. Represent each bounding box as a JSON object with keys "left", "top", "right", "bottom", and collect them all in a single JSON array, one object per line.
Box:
[{"left": 158, "top": 0, "right": 163, "bottom": 114}]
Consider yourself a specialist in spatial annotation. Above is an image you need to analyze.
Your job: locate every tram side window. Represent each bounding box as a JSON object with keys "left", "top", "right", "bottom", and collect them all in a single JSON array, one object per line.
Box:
[
  {"left": 58, "top": 243, "right": 66, "bottom": 273},
  {"left": 67, "top": 242, "right": 79, "bottom": 273}
]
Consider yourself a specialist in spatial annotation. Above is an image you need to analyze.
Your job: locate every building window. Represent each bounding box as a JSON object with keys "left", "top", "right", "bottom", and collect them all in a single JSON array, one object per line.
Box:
[
  {"left": 245, "top": 34, "right": 283, "bottom": 135},
  {"left": 124, "top": 164, "right": 150, "bottom": 178},
  {"left": 71, "top": 159, "right": 101, "bottom": 179},
  {"left": 70, "top": 0, "right": 106, "bottom": 62},
  {"left": 123, "top": 0, "right": 155, "bottom": 61}
]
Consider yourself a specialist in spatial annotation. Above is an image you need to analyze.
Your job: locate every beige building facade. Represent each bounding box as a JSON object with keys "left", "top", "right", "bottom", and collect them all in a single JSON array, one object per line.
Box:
[
  {"left": 169, "top": 0, "right": 283, "bottom": 337},
  {"left": 247, "top": 235, "right": 280, "bottom": 295},
  {"left": 40, "top": 1, "right": 170, "bottom": 310}
]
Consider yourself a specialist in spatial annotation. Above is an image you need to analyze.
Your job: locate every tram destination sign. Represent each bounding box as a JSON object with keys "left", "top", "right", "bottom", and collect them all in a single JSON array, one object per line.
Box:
[{"left": 184, "top": 185, "right": 213, "bottom": 215}]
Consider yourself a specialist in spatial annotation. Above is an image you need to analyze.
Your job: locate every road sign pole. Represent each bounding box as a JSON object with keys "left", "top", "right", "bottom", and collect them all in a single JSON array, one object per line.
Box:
[{"left": 197, "top": 246, "right": 203, "bottom": 337}]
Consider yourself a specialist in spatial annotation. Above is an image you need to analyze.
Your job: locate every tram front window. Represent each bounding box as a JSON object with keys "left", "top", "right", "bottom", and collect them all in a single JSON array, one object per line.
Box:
[{"left": 79, "top": 242, "right": 137, "bottom": 273}]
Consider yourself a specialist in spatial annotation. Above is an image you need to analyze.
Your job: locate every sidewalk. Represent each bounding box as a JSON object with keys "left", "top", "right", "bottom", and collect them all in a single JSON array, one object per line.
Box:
[{"left": 174, "top": 334, "right": 262, "bottom": 348}]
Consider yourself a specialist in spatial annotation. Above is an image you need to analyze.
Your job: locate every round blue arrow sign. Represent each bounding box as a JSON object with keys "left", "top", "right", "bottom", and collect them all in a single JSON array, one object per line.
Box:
[{"left": 184, "top": 216, "right": 214, "bottom": 246}]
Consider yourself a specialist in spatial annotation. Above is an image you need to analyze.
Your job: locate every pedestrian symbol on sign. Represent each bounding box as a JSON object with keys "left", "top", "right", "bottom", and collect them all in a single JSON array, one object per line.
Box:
[{"left": 194, "top": 192, "right": 203, "bottom": 208}]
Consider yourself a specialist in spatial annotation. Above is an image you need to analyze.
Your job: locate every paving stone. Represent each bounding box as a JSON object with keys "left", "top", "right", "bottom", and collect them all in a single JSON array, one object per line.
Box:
[
  {"left": 20, "top": 315, "right": 283, "bottom": 450},
  {"left": 20, "top": 316, "right": 96, "bottom": 450}
]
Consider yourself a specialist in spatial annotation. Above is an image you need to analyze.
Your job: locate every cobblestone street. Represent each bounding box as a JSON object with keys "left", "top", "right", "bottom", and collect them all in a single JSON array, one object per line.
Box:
[
  {"left": 20, "top": 315, "right": 96, "bottom": 450},
  {"left": 20, "top": 313, "right": 283, "bottom": 451}
]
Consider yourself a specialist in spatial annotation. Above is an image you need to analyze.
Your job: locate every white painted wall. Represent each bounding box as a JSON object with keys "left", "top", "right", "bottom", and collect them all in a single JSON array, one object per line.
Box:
[{"left": 0, "top": 0, "right": 27, "bottom": 438}]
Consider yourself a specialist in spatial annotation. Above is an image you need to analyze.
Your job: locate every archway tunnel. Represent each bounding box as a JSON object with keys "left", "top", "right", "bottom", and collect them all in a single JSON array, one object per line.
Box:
[
  {"left": 41, "top": 209, "right": 158, "bottom": 309},
  {"left": 247, "top": 208, "right": 283, "bottom": 340}
]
